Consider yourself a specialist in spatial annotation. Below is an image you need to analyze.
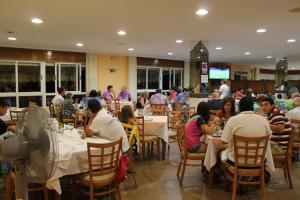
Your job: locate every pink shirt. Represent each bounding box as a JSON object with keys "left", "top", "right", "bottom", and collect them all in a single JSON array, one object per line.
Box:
[{"left": 184, "top": 115, "right": 205, "bottom": 150}]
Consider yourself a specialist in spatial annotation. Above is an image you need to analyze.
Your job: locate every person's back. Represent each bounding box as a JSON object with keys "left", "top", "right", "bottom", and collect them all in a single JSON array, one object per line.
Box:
[
  {"left": 61, "top": 98, "right": 74, "bottom": 119},
  {"left": 286, "top": 97, "right": 300, "bottom": 121},
  {"left": 219, "top": 81, "right": 230, "bottom": 99},
  {"left": 150, "top": 89, "right": 167, "bottom": 105}
]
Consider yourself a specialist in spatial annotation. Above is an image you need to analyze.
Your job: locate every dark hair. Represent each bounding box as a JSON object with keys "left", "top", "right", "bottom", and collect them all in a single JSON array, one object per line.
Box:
[
  {"left": 120, "top": 105, "right": 134, "bottom": 123},
  {"left": 171, "top": 85, "right": 178, "bottom": 91},
  {"left": 88, "top": 99, "right": 101, "bottom": 113},
  {"left": 183, "top": 88, "right": 188, "bottom": 92},
  {"left": 0, "top": 98, "right": 8, "bottom": 108},
  {"left": 89, "top": 90, "right": 99, "bottom": 97},
  {"left": 156, "top": 88, "right": 162, "bottom": 94},
  {"left": 57, "top": 87, "right": 65, "bottom": 94},
  {"left": 239, "top": 96, "right": 254, "bottom": 112},
  {"left": 277, "top": 94, "right": 283, "bottom": 99},
  {"left": 194, "top": 102, "right": 210, "bottom": 123},
  {"left": 261, "top": 97, "right": 275, "bottom": 105},
  {"left": 221, "top": 97, "right": 236, "bottom": 116},
  {"left": 107, "top": 85, "right": 113, "bottom": 90}
]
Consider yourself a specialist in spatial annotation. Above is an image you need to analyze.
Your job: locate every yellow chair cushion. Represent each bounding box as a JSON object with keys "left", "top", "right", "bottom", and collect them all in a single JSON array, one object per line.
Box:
[
  {"left": 80, "top": 172, "right": 115, "bottom": 183},
  {"left": 142, "top": 135, "right": 159, "bottom": 142}
]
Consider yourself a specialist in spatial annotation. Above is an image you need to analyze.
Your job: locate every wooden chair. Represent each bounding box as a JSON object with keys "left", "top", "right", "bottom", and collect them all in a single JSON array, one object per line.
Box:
[
  {"left": 122, "top": 123, "right": 138, "bottom": 188},
  {"left": 5, "top": 171, "right": 49, "bottom": 200},
  {"left": 291, "top": 119, "right": 300, "bottom": 158},
  {"left": 9, "top": 109, "right": 26, "bottom": 124},
  {"left": 150, "top": 104, "right": 165, "bottom": 109},
  {"left": 167, "top": 111, "right": 182, "bottom": 151},
  {"left": 152, "top": 107, "right": 165, "bottom": 116},
  {"left": 49, "top": 103, "right": 56, "bottom": 118},
  {"left": 74, "top": 112, "right": 89, "bottom": 129},
  {"left": 54, "top": 104, "right": 62, "bottom": 118},
  {"left": 271, "top": 131, "right": 293, "bottom": 189},
  {"left": 113, "top": 99, "right": 121, "bottom": 112},
  {"left": 223, "top": 135, "right": 270, "bottom": 200},
  {"left": 72, "top": 139, "right": 122, "bottom": 200},
  {"left": 135, "top": 116, "right": 161, "bottom": 161},
  {"left": 176, "top": 124, "right": 205, "bottom": 186}
]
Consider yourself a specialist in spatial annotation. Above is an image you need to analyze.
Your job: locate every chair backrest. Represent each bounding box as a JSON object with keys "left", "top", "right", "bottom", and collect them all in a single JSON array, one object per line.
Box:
[
  {"left": 271, "top": 131, "right": 292, "bottom": 158},
  {"left": 168, "top": 111, "right": 182, "bottom": 129},
  {"left": 87, "top": 138, "right": 122, "bottom": 184},
  {"left": 233, "top": 134, "right": 270, "bottom": 168},
  {"left": 135, "top": 116, "right": 144, "bottom": 141},
  {"left": 176, "top": 124, "right": 187, "bottom": 158},
  {"left": 151, "top": 104, "right": 165, "bottom": 109},
  {"left": 291, "top": 119, "right": 300, "bottom": 140},
  {"left": 112, "top": 110, "right": 121, "bottom": 120},
  {"left": 9, "top": 110, "right": 26, "bottom": 122},
  {"left": 152, "top": 107, "right": 165, "bottom": 116},
  {"left": 49, "top": 103, "right": 56, "bottom": 118},
  {"left": 54, "top": 104, "right": 62, "bottom": 118},
  {"left": 74, "top": 111, "right": 89, "bottom": 129},
  {"left": 114, "top": 99, "right": 121, "bottom": 112}
]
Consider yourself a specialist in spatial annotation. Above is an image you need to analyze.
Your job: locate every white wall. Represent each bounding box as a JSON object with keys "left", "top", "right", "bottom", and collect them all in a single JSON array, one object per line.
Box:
[
  {"left": 287, "top": 75, "right": 300, "bottom": 80},
  {"left": 86, "top": 54, "right": 98, "bottom": 92},
  {"left": 128, "top": 56, "right": 137, "bottom": 101},
  {"left": 184, "top": 61, "right": 190, "bottom": 88}
]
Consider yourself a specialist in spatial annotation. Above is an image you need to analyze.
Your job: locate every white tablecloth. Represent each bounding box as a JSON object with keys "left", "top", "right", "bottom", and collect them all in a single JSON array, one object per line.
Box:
[
  {"left": 144, "top": 116, "right": 169, "bottom": 143},
  {"left": 46, "top": 129, "right": 111, "bottom": 194},
  {"left": 204, "top": 140, "right": 275, "bottom": 172}
]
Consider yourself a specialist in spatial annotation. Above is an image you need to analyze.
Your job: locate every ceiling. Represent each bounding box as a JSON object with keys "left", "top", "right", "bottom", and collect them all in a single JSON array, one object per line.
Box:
[{"left": 0, "top": 0, "right": 300, "bottom": 69}]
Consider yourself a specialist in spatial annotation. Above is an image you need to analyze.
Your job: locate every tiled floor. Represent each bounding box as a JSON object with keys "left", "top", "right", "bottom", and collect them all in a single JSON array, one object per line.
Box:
[{"left": 1, "top": 143, "right": 300, "bottom": 200}]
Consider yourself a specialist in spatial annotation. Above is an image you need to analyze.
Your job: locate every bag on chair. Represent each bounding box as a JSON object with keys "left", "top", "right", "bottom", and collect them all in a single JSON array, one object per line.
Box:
[{"left": 116, "top": 154, "right": 128, "bottom": 184}]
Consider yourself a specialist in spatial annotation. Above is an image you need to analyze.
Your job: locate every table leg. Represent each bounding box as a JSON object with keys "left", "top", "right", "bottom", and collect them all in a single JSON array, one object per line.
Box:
[
  {"left": 208, "top": 166, "right": 215, "bottom": 187},
  {"left": 54, "top": 191, "right": 61, "bottom": 200},
  {"left": 162, "top": 140, "right": 166, "bottom": 160}
]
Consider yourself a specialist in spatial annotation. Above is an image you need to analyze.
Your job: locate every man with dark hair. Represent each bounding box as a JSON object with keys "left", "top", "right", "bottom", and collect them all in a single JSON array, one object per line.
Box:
[
  {"left": 261, "top": 97, "right": 291, "bottom": 135},
  {"left": 211, "top": 96, "right": 272, "bottom": 165},
  {"left": 149, "top": 88, "right": 168, "bottom": 105},
  {"left": 0, "top": 98, "right": 15, "bottom": 134},
  {"left": 176, "top": 88, "right": 189, "bottom": 103},
  {"left": 84, "top": 99, "right": 129, "bottom": 152},
  {"left": 102, "top": 85, "right": 115, "bottom": 104},
  {"left": 52, "top": 87, "right": 65, "bottom": 106}
]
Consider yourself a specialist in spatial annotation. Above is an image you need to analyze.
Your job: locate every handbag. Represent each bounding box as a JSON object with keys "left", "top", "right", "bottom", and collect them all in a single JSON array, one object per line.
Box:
[{"left": 116, "top": 154, "right": 128, "bottom": 184}]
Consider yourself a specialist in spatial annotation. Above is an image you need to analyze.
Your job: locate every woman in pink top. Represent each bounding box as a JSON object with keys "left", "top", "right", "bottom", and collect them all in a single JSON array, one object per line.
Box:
[
  {"left": 184, "top": 102, "right": 214, "bottom": 153},
  {"left": 169, "top": 85, "right": 178, "bottom": 105}
]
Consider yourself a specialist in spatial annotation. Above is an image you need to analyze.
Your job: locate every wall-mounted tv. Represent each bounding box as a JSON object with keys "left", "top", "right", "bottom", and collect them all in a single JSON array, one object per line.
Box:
[{"left": 209, "top": 66, "right": 230, "bottom": 80}]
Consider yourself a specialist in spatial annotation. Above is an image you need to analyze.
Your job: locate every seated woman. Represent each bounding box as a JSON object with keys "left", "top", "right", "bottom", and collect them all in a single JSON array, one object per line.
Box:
[
  {"left": 84, "top": 90, "right": 106, "bottom": 107},
  {"left": 184, "top": 102, "right": 215, "bottom": 153},
  {"left": 216, "top": 97, "right": 236, "bottom": 123},
  {"left": 136, "top": 91, "right": 149, "bottom": 109},
  {"left": 61, "top": 92, "right": 75, "bottom": 119},
  {"left": 120, "top": 105, "right": 136, "bottom": 125}
]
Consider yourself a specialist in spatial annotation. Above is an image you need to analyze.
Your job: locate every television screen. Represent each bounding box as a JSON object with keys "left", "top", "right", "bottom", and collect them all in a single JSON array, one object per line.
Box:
[{"left": 209, "top": 66, "right": 230, "bottom": 79}]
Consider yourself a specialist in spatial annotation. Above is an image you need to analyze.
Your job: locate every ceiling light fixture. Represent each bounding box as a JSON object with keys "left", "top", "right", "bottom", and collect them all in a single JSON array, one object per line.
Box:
[
  {"left": 244, "top": 52, "right": 251, "bottom": 55},
  {"left": 128, "top": 48, "right": 134, "bottom": 51},
  {"left": 47, "top": 51, "right": 52, "bottom": 56},
  {"left": 176, "top": 39, "right": 183, "bottom": 43},
  {"left": 8, "top": 37, "right": 17, "bottom": 41},
  {"left": 76, "top": 42, "right": 83, "bottom": 47},
  {"left": 168, "top": 52, "right": 174, "bottom": 55},
  {"left": 287, "top": 38, "right": 296, "bottom": 43},
  {"left": 31, "top": 18, "right": 43, "bottom": 24},
  {"left": 197, "top": 56, "right": 201, "bottom": 59},
  {"left": 117, "top": 30, "right": 127, "bottom": 36},
  {"left": 196, "top": 8, "right": 208, "bottom": 16},
  {"left": 200, "top": 49, "right": 204, "bottom": 52},
  {"left": 281, "top": 58, "right": 286, "bottom": 61},
  {"left": 256, "top": 28, "right": 266, "bottom": 33},
  {"left": 266, "top": 56, "right": 272, "bottom": 59},
  {"left": 291, "top": 67, "right": 295, "bottom": 70},
  {"left": 215, "top": 46, "right": 222, "bottom": 50}
]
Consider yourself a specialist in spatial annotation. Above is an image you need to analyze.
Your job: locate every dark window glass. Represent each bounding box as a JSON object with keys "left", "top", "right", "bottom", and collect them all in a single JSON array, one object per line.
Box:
[{"left": 18, "top": 63, "right": 41, "bottom": 92}]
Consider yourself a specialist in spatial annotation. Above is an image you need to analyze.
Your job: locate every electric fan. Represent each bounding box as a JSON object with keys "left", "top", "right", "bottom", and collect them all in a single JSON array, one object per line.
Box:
[{"left": 0, "top": 106, "right": 58, "bottom": 200}]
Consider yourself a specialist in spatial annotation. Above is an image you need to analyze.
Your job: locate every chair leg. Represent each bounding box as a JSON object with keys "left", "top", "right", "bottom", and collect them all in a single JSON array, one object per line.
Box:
[
  {"left": 151, "top": 142, "right": 154, "bottom": 155},
  {"left": 89, "top": 186, "right": 94, "bottom": 200},
  {"left": 260, "top": 173, "right": 267, "bottom": 200},
  {"left": 5, "top": 171, "right": 14, "bottom": 200},
  {"left": 287, "top": 161, "right": 293, "bottom": 189},
  {"left": 223, "top": 170, "right": 227, "bottom": 191},
  {"left": 179, "top": 159, "right": 187, "bottom": 186},
  {"left": 232, "top": 174, "right": 238, "bottom": 200},
  {"left": 283, "top": 164, "right": 287, "bottom": 179},
  {"left": 177, "top": 160, "right": 182, "bottom": 180},
  {"left": 157, "top": 140, "right": 161, "bottom": 160},
  {"left": 42, "top": 184, "right": 49, "bottom": 200},
  {"left": 142, "top": 143, "right": 145, "bottom": 162}
]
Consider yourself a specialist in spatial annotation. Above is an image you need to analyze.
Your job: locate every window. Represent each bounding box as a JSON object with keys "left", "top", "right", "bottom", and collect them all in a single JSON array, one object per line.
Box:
[
  {"left": 3, "top": 97, "right": 16, "bottom": 107},
  {"left": 0, "top": 62, "right": 16, "bottom": 92},
  {"left": 46, "top": 63, "right": 56, "bottom": 93},
  {"left": 147, "top": 68, "right": 160, "bottom": 89},
  {"left": 174, "top": 69, "right": 182, "bottom": 87},
  {"left": 137, "top": 68, "right": 146, "bottom": 90},
  {"left": 81, "top": 66, "right": 86, "bottom": 92},
  {"left": 162, "top": 69, "right": 170, "bottom": 90},
  {"left": 60, "top": 64, "right": 77, "bottom": 91},
  {"left": 18, "top": 62, "right": 41, "bottom": 92},
  {"left": 19, "top": 96, "right": 42, "bottom": 108}
]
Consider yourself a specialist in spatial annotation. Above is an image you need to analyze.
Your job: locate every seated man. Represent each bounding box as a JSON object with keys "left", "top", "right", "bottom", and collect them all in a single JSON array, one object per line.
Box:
[
  {"left": 102, "top": 85, "right": 116, "bottom": 104},
  {"left": 176, "top": 88, "right": 189, "bottom": 104},
  {"left": 118, "top": 86, "right": 131, "bottom": 101},
  {"left": 207, "top": 92, "right": 222, "bottom": 110},
  {"left": 286, "top": 97, "right": 300, "bottom": 121},
  {"left": 211, "top": 96, "right": 271, "bottom": 165},
  {"left": 149, "top": 88, "right": 168, "bottom": 105},
  {"left": 84, "top": 99, "right": 129, "bottom": 153},
  {"left": 52, "top": 87, "right": 65, "bottom": 116}
]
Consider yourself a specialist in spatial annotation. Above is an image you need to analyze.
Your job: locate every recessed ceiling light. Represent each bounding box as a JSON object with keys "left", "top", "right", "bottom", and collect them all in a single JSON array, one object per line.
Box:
[
  {"left": 47, "top": 51, "right": 52, "bottom": 56},
  {"left": 197, "top": 56, "right": 201, "bottom": 59},
  {"left": 215, "top": 46, "right": 223, "bottom": 50},
  {"left": 266, "top": 56, "right": 272, "bottom": 59},
  {"left": 128, "top": 48, "right": 134, "bottom": 51},
  {"left": 291, "top": 67, "right": 295, "bottom": 70},
  {"left": 287, "top": 39, "right": 296, "bottom": 43},
  {"left": 8, "top": 37, "right": 17, "bottom": 41},
  {"left": 117, "top": 30, "right": 127, "bottom": 36},
  {"left": 168, "top": 52, "right": 174, "bottom": 55},
  {"left": 281, "top": 67, "right": 284, "bottom": 69},
  {"left": 281, "top": 58, "right": 286, "bottom": 61},
  {"left": 244, "top": 52, "right": 251, "bottom": 55},
  {"left": 31, "top": 18, "right": 43, "bottom": 24},
  {"left": 176, "top": 39, "right": 183, "bottom": 43},
  {"left": 256, "top": 28, "right": 266, "bottom": 33},
  {"left": 200, "top": 49, "right": 204, "bottom": 52},
  {"left": 76, "top": 42, "right": 83, "bottom": 47},
  {"left": 196, "top": 8, "right": 208, "bottom": 16}
]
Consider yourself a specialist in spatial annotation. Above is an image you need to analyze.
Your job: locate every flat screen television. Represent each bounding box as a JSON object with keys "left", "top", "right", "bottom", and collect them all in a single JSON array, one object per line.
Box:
[{"left": 208, "top": 66, "right": 230, "bottom": 80}]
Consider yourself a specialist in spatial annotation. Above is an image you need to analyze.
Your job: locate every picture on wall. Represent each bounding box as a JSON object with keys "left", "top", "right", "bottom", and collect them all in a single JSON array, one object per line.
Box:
[{"left": 201, "top": 62, "right": 208, "bottom": 75}]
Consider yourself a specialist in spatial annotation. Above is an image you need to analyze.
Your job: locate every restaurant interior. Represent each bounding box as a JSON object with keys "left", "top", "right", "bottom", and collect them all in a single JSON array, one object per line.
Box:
[{"left": 0, "top": 0, "right": 300, "bottom": 200}]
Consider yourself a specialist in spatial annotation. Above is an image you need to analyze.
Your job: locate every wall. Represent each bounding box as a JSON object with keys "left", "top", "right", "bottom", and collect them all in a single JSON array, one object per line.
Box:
[
  {"left": 97, "top": 55, "right": 128, "bottom": 93},
  {"left": 128, "top": 56, "right": 137, "bottom": 101},
  {"left": 86, "top": 54, "right": 98, "bottom": 92},
  {"left": 230, "top": 63, "right": 256, "bottom": 80}
]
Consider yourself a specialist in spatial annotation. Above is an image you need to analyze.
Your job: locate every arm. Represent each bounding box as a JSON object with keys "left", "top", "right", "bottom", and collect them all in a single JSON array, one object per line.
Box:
[{"left": 84, "top": 116, "right": 97, "bottom": 137}]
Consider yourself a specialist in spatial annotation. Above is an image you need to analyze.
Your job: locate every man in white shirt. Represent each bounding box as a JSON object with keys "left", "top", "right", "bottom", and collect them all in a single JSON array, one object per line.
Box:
[
  {"left": 211, "top": 96, "right": 272, "bottom": 163},
  {"left": 85, "top": 99, "right": 130, "bottom": 152},
  {"left": 219, "top": 80, "right": 230, "bottom": 99},
  {"left": 149, "top": 88, "right": 168, "bottom": 105},
  {"left": 286, "top": 97, "right": 300, "bottom": 121},
  {"left": 52, "top": 87, "right": 65, "bottom": 106}
]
